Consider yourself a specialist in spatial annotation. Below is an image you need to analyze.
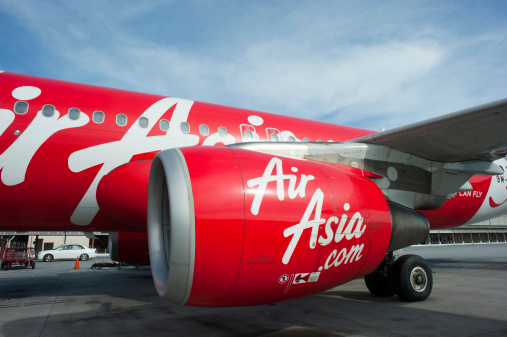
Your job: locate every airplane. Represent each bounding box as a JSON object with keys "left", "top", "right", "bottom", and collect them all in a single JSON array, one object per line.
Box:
[{"left": 1, "top": 70, "right": 507, "bottom": 307}]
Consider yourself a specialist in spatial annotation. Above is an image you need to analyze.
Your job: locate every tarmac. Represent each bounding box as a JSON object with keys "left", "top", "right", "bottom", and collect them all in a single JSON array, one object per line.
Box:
[{"left": 0, "top": 244, "right": 506, "bottom": 337}]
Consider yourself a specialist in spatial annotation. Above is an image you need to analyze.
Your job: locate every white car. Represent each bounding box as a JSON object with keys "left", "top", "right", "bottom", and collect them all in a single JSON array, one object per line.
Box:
[{"left": 38, "top": 244, "right": 97, "bottom": 262}]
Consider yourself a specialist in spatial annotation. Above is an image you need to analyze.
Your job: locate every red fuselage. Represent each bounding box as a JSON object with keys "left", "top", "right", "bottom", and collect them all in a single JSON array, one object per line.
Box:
[{"left": 0, "top": 72, "right": 504, "bottom": 232}]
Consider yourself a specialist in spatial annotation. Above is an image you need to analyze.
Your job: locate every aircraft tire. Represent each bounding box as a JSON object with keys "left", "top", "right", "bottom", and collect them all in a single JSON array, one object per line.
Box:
[
  {"left": 392, "top": 254, "right": 432, "bottom": 302},
  {"left": 364, "top": 270, "right": 395, "bottom": 297}
]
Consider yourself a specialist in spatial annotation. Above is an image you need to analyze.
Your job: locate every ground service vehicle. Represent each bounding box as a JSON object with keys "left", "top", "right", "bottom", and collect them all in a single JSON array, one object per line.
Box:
[{"left": 1, "top": 244, "right": 37, "bottom": 270}]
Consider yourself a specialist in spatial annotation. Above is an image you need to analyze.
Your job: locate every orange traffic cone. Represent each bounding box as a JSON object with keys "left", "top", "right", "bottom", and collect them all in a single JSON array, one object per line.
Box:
[{"left": 74, "top": 257, "right": 80, "bottom": 269}]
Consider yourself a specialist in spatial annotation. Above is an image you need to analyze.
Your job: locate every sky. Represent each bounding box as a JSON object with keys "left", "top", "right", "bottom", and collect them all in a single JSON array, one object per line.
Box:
[{"left": 0, "top": 0, "right": 506, "bottom": 131}]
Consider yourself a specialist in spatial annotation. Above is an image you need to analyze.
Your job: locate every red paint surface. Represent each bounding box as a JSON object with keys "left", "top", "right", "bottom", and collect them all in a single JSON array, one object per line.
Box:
[
  {"left": 97, "top": 160, "right": 151, "bottom": 228},
  {"left": 422, "top": 175, "right": 491, "bottom": 229},
  {"left": 112, "top": 232, "right": 150, "bottom": 263}
]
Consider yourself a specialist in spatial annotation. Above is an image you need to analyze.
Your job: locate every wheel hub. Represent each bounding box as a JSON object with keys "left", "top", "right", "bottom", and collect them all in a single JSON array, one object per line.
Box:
[{"left": 410, "top": 266, "right": 428, "bottom": 292}]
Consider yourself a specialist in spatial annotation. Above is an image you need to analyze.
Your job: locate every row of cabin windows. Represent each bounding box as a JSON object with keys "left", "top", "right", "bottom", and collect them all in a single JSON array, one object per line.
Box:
[
  {"left": 13, "top": 101, "right": 226, "bottom": 136},
  {"left": 13, "top": 101, "right": 324, "bottom": 142}
]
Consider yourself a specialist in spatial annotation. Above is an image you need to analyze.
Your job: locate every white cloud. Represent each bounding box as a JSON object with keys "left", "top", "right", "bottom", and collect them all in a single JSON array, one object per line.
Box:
[
  {"left": 1, "top": 1, "right": 506, "bottom": 131},
  {"left": 57, "top": 37, "right": 445, "bottom": 130}
]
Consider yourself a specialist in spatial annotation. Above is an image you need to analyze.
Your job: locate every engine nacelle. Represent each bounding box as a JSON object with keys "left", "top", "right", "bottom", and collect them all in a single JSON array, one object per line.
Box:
[
  {"left": 109, "top": 232, "right": 150, "bottom": 264},
  {"left": 148, "top": 146, "right": 393, "bottom": 307}
]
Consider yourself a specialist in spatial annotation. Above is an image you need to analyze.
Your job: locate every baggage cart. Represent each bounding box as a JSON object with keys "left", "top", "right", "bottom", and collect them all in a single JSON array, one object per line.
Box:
[{"left": 1, "top": 244, "right": 37, "bottom": 270}]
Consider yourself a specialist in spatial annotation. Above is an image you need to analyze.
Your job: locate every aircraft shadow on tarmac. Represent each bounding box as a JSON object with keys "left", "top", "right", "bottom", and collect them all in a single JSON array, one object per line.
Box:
[
  {"left": 0, "top": 260, "right": 156, "bottom": 301},
  {"left": 2, "top": 285, "right": 507, "bottom": 337},
  {"left": 1, "top": 252, "right": 507, "bottom": 336}
]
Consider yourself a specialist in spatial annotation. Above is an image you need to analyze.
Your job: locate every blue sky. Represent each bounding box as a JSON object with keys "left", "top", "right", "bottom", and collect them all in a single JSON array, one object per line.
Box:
[{"left": 0, "top": 1, "right": 506, "bottom": 130}]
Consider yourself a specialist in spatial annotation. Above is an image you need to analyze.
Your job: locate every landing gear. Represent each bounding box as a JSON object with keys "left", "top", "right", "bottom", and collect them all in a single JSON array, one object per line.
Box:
[
  {"left": 364, "top": 253, "right": 433, "bottom": 302},
  {"left": 364, "top": 255, "right": 395, "bottom": 297}
]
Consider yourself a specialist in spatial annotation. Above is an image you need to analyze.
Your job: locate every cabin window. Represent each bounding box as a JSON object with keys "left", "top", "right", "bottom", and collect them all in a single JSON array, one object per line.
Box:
[
  {"left": 270, "top": 133, "right": 279, "bottom": 141},
  {"left": 303, "top": 137, "right": 310, "bottom": 143},
  {"left": 42, "top": 104, "right": 55, "bottom": 117},
  {"left": 218, "top": 127, "right": 227, "bottom": 138},
  {"left": 116, "top": 114, "right": 127, "bottom": 126},
  {"left": 93, "top": 111, "right": 105, "bottom": 124},
  {"left": 244, "top": 130, "right": 254, "bottom": 141},
  {"left": 180, "top": 122, "right": 190, "bottom": 133},
  {"left": 288, "top": 136, "right": 296, "bottom": 143},
  {"left": 68, "top": 108, "right": 80, "bottom": 120},
  {"left": 199, "top": 124, "right": 209, "bottom": 136},
  {"left": 159, "top": 119, "right": 169, "bottom": 131},
  {"left": 14, "top": 101, "right": 28, "bottom": 115},
  {"left": 139, "top": 117, "right": 149, "bottom": 128}
]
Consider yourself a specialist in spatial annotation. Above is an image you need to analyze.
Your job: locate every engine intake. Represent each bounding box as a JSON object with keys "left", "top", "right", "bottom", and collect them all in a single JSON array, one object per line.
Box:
[{"left": 148, "top": 148, "right": 196, "bottom": 305}]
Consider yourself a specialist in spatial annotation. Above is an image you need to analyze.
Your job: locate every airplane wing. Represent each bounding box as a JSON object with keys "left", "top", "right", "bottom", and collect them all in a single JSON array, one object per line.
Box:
[
  {"left": 349, "top": 98, "right": 507, "bottom": 163},
  {"left": 232, "top": 98, "right": 507, "bottom": 210}
]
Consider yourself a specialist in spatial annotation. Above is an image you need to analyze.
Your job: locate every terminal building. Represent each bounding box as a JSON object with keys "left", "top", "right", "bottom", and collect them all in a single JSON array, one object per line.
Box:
[
  {"left": 0, "top": 232, "right": 109, "bottom": 252},
  {"left": 426, "top": 216, "right": 507, "bottom": 244}
]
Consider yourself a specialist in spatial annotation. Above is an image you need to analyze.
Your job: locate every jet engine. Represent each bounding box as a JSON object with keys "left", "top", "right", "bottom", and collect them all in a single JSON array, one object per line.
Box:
[{"left": 147, "top": 146, "right": 400, "bottom": 307}]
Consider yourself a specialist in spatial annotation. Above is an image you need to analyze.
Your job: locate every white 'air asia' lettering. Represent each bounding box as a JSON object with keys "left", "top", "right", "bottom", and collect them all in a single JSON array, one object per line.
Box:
[
  {"left": 68, "top": 98, "right": 199, "bottom": 225},
  {"left": 247, "top": 157, "right": 366, "bottom": 265}
]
